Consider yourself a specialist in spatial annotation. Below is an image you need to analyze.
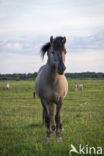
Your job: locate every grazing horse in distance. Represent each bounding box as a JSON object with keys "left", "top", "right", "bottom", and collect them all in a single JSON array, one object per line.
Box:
[
  {"left": 74, "top": 83, "right": 83, "bottom": 91},
  {"left": 34, "top": 36, "right": 68, "bottom": 141},
  {"left": 4, "top": 83, "right": 10, "bottom": 90}
]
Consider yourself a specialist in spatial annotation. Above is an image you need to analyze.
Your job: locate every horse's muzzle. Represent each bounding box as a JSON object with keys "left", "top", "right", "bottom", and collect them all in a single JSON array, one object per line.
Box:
[{"left": 58, "top": 63, "right": 66, "bottom": 75}]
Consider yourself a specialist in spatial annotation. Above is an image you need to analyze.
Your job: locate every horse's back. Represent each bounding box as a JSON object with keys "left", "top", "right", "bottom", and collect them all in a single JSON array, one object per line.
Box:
[{"left": 34, "top": 65, "right": 46, "bottom": 97}]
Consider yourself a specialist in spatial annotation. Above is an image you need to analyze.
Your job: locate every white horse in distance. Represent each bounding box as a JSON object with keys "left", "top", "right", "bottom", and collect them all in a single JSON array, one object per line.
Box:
[
  {"left": 4, "top": 83, "right": 10, "bottom": 90},
  {"left": 74, "top": 83, "right": 83, "bottom": 91}
]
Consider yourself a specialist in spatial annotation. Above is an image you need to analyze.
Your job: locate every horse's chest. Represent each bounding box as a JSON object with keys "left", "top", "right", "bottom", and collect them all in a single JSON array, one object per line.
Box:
[
  {"left": 38, "top": 76, "right": 68, "bottom": 102},
  {"left": 44, "top": 83, "right": 66, "bottom": 102}
]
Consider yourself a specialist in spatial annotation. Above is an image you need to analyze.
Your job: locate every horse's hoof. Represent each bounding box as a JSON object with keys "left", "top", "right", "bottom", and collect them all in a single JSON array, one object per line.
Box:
[
  {"left": 56, "top": 136, "right": 62, "bottom": 142},
  {"left": 45, "top": 136, "right": 50, "bottom": 142},
  {"left": 51, "top": 130, "right": 55, "bottom": 134}
]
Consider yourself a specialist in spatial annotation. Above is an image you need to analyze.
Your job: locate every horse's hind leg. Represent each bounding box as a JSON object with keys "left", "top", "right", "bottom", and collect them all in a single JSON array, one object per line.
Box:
[
  {"left": 49, "top": 103, "right": 55, "bottom": 133},
  {"left": 42, "top": 108, "right": 45, "bottom": 125},
  {"left": 41, "top": 99, "right": 51, "bottom": 141}
]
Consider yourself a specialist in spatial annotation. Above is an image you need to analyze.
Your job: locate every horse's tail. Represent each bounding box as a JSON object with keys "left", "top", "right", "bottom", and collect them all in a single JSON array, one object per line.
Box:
[{"left": 33, "top": 92, "right": 36, "bottom": 98}]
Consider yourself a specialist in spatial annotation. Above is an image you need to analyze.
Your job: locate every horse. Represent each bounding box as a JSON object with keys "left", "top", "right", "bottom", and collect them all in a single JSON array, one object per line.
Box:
[
  {"left": 34, "top": 36, "right": 68, "bottom": 141},
  {"left": 4, "top": 83, "right": 10, "bottom": 90},
  {"left": 74, "top": 83, "right": 83, "bottom": 91}
]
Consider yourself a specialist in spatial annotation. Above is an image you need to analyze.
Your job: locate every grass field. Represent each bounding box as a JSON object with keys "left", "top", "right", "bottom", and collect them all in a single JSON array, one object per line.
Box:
[{"left": 0, "top": 80, "right": 104, "bottom": 156}]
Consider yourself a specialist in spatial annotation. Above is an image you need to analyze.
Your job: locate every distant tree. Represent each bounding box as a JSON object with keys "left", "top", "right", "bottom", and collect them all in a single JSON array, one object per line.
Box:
[{"left": 0, "top": 72, "right": 104, "bottom": 80}]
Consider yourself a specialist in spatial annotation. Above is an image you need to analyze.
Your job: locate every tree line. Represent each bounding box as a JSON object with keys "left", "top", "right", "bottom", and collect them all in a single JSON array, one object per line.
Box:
[{"left": 0, "top": 72, "right": 104, "bottom": 80}]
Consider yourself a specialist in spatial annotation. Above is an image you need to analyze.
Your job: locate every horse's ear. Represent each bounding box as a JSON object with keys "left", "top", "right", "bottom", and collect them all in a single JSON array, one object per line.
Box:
[
  {"left": 50, "top": 36, "right": 53, "bottom": 44},
  {"left": 63, "top": 37, "right": 66, "bottom": 44}
]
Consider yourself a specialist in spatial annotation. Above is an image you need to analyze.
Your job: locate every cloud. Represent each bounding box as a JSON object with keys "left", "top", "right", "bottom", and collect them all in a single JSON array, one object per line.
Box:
[
  {"left": 70, "top": 31, "right": 104, "bottom": 50},
  {"left": 66, "top": 49, "right": 104, "bottom": 72},
  {"left": 0, "top": 49, "right": 104, "bottom": 74},
  {"left": 0, "top": 0, "right": 104, "bottom": 73},
  {"left": 0, "top": 0, "right": 104, "bottom": 36},
  {"left": 0, "top": 52, "right": 46, "bottom": 73},
  {"left": 5, "top": 42, "right": 21, "bottom": 49},
  {"left": 5, "top": 43, "right": 11, "bottom": 48},
  {"left": 0, "top": 39, "right": 40, "bottom": 54},
  {"left": 0, "top": 31, "right": 103, "bottom": 57}
]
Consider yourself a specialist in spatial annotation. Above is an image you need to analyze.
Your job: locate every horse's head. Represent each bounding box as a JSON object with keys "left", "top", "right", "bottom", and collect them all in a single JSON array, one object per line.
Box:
[{"left": 41, "top": 36, "right": 67, "bottom": 75}]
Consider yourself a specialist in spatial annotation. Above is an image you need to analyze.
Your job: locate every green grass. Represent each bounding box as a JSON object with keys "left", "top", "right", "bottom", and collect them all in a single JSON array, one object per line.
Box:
[{"left": 0, "top": 80, "right": 104, "bottom": 156}]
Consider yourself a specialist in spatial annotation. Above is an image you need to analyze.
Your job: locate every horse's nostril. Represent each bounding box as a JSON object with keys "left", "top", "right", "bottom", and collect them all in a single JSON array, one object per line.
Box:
[
  {"left": 62, "top": 64, "right": 66, "bottom": 71},
  {"left": 64, "top": 67, "right": 66, "bottom": 70},
  {"left": 58, "top": 63, "right": 66, "bottom": 74}
]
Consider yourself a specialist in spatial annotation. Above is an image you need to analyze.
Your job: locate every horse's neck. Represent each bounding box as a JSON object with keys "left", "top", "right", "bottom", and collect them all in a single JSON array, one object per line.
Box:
[{"left": 46, "top": 62, "right": 58, "bottom": 84}]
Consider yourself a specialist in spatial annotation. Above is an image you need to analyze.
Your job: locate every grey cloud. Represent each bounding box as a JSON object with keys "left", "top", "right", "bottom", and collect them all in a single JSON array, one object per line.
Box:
[
  {"left": 70, "top": 31, "right": 104, "bottom": 51},
  {"left": 0, "top": 31, "right": 103, "bottom": 56}
]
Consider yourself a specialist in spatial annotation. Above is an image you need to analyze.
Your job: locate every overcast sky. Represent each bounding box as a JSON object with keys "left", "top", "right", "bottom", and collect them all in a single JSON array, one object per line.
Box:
[{"left": 0, "top": 0, "right": 104, "bottom": 73}]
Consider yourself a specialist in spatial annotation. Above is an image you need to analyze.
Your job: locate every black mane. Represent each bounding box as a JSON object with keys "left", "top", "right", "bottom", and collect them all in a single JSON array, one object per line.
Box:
[
  {"left": 41, "top": 42, "right": 50, "bottom": 59},
  {"left": 53, "top": 36, "right": 65, "bottom": 51}
]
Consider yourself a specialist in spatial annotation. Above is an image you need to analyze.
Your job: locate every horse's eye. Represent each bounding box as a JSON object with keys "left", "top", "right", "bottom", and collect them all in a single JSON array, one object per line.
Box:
[{"left": 52, "top": 51, "right": 55, "bottom": 54}]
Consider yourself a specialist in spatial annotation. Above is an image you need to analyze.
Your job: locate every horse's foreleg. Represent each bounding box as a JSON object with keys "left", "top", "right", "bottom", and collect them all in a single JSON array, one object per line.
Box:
[
  {"left": 55, "top": 98, "right": 63, "bottom": 140},
  {"left": 59, "top": 119, "right": 64, "bottom": 133},
  {"left": 41, "top": 99, "right": 51, "bottom": 140},
  {"left": 49, "top": 103, "right": 55, "bottom": 133}
]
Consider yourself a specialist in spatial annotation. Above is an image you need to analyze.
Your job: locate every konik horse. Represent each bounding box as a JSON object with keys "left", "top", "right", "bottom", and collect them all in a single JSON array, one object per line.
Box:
[{"left": 34, "top": 36, "right": 68, "bottom": 141}]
